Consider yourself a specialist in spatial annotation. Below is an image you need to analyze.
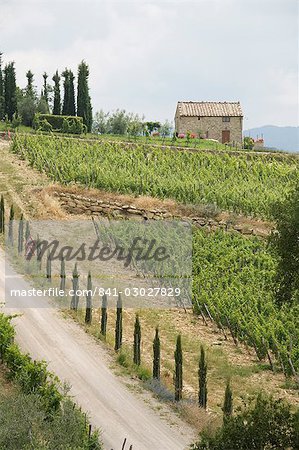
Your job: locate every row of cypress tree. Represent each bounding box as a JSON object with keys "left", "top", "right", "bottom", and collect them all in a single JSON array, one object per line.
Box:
[
  {"left": 3, "top": 214, "right": 234, "bottom": 418},
  {"left": 0, "top": 52, "right": 93, "bottom": 131}
]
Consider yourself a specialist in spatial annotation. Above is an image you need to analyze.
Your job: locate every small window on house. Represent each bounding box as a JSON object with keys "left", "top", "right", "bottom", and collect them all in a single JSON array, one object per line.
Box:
[
  {"left": 198, "top": 116, "right": 201, "bottom": 120},
  {"left": 222, "top": 116, "right": 230, "bottom": 122}
]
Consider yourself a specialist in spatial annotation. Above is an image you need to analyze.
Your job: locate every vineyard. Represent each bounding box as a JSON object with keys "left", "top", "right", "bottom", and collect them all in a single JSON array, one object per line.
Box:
[
  {"left": 11, "top": 134, "right": 299, "bottom": 218},
  {"left": 192, "top": 229, "right": 299, "bottom": 375}
]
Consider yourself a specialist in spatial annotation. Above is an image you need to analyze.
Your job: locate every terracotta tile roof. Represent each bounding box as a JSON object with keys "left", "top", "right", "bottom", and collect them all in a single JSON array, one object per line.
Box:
[{"left": 177, "top": 101, "right": 243, "bottom": 117}]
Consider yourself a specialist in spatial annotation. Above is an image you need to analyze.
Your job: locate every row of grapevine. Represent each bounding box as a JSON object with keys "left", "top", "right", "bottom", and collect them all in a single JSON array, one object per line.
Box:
[{"left": 11, "top": 134, "right": 299, "bottom": 218}]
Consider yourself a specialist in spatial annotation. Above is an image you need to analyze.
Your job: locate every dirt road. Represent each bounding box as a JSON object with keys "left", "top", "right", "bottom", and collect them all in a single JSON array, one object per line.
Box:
[{"left": 0, "top": 250, "right": 195, "bottom": 450}]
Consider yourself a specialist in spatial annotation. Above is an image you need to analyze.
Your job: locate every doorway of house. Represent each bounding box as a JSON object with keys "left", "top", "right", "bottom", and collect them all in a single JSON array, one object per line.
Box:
[{"left": 222, "top": 130, "right": 230, "bottom": 143}]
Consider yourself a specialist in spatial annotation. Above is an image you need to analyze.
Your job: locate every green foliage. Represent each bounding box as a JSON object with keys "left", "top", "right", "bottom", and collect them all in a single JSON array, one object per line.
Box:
[
  {"left": 174, "top": 334, "right": 183, "bottom": 401},
  {"left": 192, "top": 228, "right": 299, "bottom": 375},
  {"left": 4, "top": 62, "right": 17, "bottom": 121},
  {"left": 115, "top": 293, "right": 123, "bottom": 351},
  {"left": 198, "top": 345, "right": 207, "bottom": 409},
  {"left": 18, "top": 213, "right": 24, "bottom": 254},
  {"left": 153, "top": 327, "right": 161, "bottom": 380},
  {"left": 100, "top": 294, "right": 108, "bottom": 337},
  {"left": 191, "top": 394, "right": 299, "bottom": 450},
  {"left": 0, "top": 393, "right": 102, "bottom": 450},
  {"left": 38, "top": 118, "right": 53, "bottom": 132},
  {"left": 85, "top": 271, "right": 92, "bottom": 324},
  {"left": 62, "top": 69, "right": 76, "bottom": 116},
  {"left": 243, "top": 136, "right": 254, "bottom": 150},
  {"left": 8, "top": 204, "right": 14, "bottom": 245},
  {"left": 25, "top": 69, "right": 35, "bottom": 98},
  {"left": 133, "top": 314, "right": 141, "bottom": 366},
  {"left": 71, "top": 263, "right": 79, "bottom": 310},
  {"left": 0, "top": 194, "right": 4, "bottom": 234},
  {"left": 11, "top": 112, "right": 21, "bottom": 129},
  {"left": 0, "top": 52, "right": 4, "bottom": 120},
  {"left": 52, "top": 70, "right": 61, "bottom": 115},
  {"left": 12, "top": 134, "right": 299, "bottom": 218},
  {"left": 270, "top": 183, "right": 299, "bottom": 305},
  {"left": 46, "top": 250, "right": 52, "bottom": 282},
  {"left": 37, "top": 96, "right": 50, "bottom": 114},
  {"left": 222, "top": 380, "right": 233, "bottom": 419},
  {"left": 60, "top": 257, "right": 66, "bottom": 292},
  {"left": 34, "top": 113, "right": 83, "bottom": 134},
  {"left": 77, "top": 60, "right": 93, "bottom": 132},
  {"left": 18, "top": 95, "right": 36, "bottom": 126},
  {"left": 0, "top": 313, "right": 102, "bottom": 449}
]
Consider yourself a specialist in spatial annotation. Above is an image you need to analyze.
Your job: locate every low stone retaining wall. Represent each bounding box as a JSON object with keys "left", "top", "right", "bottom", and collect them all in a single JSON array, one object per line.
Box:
[{"left": 54, "top": 191, "right": 268, "bottom": 237}]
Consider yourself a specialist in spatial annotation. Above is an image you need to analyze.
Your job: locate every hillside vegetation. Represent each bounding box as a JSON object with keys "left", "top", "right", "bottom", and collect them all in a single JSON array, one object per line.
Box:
[{"left": 11, "top": 134, "right": 299, "bottom": 218}]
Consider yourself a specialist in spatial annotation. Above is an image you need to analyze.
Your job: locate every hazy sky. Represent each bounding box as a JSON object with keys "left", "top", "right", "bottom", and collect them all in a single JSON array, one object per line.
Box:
[{"left": 0, "top": 0, "right": 298, "bottom": 128}]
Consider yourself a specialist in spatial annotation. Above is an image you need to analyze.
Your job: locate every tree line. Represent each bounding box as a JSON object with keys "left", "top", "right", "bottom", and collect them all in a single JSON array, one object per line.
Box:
[{"left": 0, "top": 52, "right": 93, "bottom": 131}]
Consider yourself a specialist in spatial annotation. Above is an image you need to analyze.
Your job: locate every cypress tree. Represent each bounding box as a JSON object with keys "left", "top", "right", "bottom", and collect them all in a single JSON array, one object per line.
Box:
[
  {"left": 100, "top": 294, "right": 108, "bottom": 337},
  {"left": 85, "top": 271, "right": 92, "bottom": 324},
  {"left": 114, "top": 293, "right": 123, "bottom": 351},
  {"left": 77, "top": 61, "right": 92, "bottom": 131},
  {"left": 60, "top": 257, "right": 66, "bottom": 293},
  {"left": 71, "top": 263, "right": 79, "bottom": 310},
  {"left": 52, "top": 71, "right": 61, "bottom": 115},
  {"left": 222, "top": 380, "right": 233, "bottom": 420},
  {"left": 35, "top": 235, "right": 42, "bottom": 271},
  {"left": 8, "top": 204, "right": 14, "bottom": 245},
  {"left": 68, "top": 70, "right": 76, "bottom": 116},
  {"left": 25, "top": 70, "right": 35, "bottom": 98},
  {"left": 0, "top": 195, "right": 4, "bottom": 234},
  {"left": 198, "top": 345, "right": 208, "bottom": 409},
  {"left": 62, "top": 69, "right": 69, "bottom": 115},
  {"left": 25, "top": 220, "right": 30, "bottom": 243},
  {"left": 174, "top": 335, "right": 183, "bottom": 401},
  {"left": 133, "top": 314, "right": 141, "bottom": 366},
  {"left": 62, "top": 69, "right": 75, "bottom": 116},
  {"left": 46, "top": 251, "right": 51, "bottom": 282},
  {"left": 42, "top": 72, "right": 49, "bottom": 104},
  {"left": 0, "top": 52, "right": 4, "bottom": 121},
  {"left": 17, "top": 213, "right": 24, "bottom": 254},
  {"left": 4, "top": 62, "right": 17, "bottom": 121},
  {"left": 153, "top": 327, "right": 161, "bottom": 380}
]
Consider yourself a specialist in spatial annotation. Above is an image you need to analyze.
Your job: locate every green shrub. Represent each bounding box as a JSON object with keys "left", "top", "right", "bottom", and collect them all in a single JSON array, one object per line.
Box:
[
  {"left": 34, "top": 113, "right": 84, "bottom": 134},
  {"left": 191, "top": 393, "right": 299, "bottom": 450}
]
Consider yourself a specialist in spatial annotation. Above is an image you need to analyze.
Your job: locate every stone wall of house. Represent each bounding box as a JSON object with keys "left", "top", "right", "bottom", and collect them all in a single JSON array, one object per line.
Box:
[
  {"left": 175, "top": 116, "right": 243, "bottom": 145},
  {"left": 54, "top": 191, "right": 268, "bottom": 237}
]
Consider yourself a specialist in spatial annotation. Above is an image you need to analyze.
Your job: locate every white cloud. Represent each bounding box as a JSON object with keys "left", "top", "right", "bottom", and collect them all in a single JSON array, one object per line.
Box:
[{"left": 1, "top": 0, "right": 298, "bottom": 127}]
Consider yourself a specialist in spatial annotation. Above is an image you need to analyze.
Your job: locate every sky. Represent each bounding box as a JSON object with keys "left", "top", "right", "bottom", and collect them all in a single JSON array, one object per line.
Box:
[{"left": 0, "top": 0, "right": 298, "bottom": 129}]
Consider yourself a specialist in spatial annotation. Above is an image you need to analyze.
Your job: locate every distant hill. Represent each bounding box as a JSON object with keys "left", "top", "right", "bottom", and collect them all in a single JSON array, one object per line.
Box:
[{"left": 244, "top": 125, "right": 299, "bottom": 153}]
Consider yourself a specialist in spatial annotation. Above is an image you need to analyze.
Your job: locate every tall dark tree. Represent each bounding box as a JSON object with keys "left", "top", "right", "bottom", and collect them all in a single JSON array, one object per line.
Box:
[
  {"left": 46, "top": 251, "right": 51, "bottom": 282},
  {"left": 85, "top": 271, "right": 92, "bottom": 324},
  {"left": 4, "top": 62, "right": 17, "bottom": 121},
  {"left": 153, "top": 327, "right": 160, "bottom": 380},
  {"left": 60, "top": 258, "right": 66, "bottom": 293},
  {"left": 42, "top": 72, "right": 49, "bottom": 104},
  {"left": 52, "top": 71, "right": 61, "bottom": 115},
  {"left": 0, "top": 195, "right": 4, "bottom": 234},
  {"left": 62, "top": 69, "right": 76, "bottom": 116},
  {"left": 198, "top": 345, "right": 208, "bottom": 409},
  {"left": 71, "top": 263, "right": 79, "bottom": 310},
  {"left": 174, "top": 334, "right": 183, "bottom": 401},
  {"left": 114, "top": 293, "right": 123, "bottom": 351},
  {"left": 100, "top": 294, "right": 108, "bottom": 337},
  {"left": 223, "top": 380, "right": 233, "bottom": 420},
  {"left": 0, "top": 52, "right": 4, "bottom": 120},
  {"left": 8, "top": 204, "right": 14, "bottom": 246},
  {"left": 25, "top": 70, "right": 35, "bottom": 98},
  {"left": 18, "top": 213, "right": 24, "bottom": 255},
  {"left": 270, "top": 183, "right": 299, "bottom": 305},
  {"left": 25, "top": 220, "right": 30, "bottom": 244},
  {"left": 133, "top": 314, "right": 141, "bottom": 366},
  {"left": 77, "top": 61, "right": 92, "bottom": 131}
]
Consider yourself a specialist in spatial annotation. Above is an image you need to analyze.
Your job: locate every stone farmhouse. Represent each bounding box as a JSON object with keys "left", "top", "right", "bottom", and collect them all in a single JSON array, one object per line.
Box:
[{"left": 174, "top": 101, "right": 243, "bottom": 144}]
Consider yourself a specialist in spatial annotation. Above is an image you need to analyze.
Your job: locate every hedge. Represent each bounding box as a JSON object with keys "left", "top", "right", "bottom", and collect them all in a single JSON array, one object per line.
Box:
[{"left": 34, "top": 114, "right": 85, "bottom": 134}]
